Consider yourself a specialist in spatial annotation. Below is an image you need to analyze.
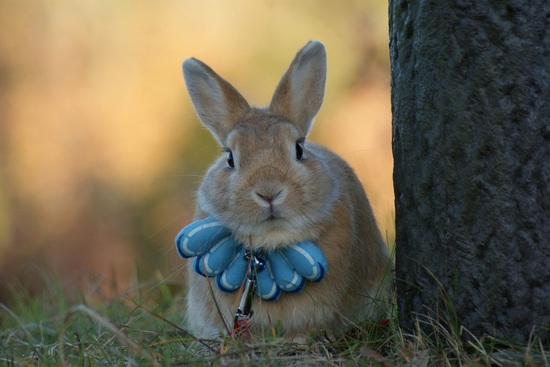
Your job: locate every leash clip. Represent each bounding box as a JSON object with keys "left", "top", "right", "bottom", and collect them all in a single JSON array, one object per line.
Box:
[{"left": 233, "top": 250, "right": 263, "bottom": 335}]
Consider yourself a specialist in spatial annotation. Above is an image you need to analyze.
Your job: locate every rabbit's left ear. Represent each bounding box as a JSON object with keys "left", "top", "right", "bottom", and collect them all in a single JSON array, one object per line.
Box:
[
  {"left": 270, "top": 41, "right": 327, "bottom": 137},
  {"left": 183, "top": 58, "right": 250, "bottom": 145}
]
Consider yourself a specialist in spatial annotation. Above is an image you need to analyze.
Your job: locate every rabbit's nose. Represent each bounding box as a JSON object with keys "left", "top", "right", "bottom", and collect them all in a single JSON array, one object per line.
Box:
[
  {"left": 255, "top": 191, "right": 282, "bottom": 204},
  {"left": 252, "top": 186, "right": 287, "bottom": 209}
]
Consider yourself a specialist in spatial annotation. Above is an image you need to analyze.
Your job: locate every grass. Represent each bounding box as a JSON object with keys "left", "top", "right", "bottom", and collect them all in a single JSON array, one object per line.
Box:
[{"left": 1, "top": 271, "right": 549, "bottom": 366}]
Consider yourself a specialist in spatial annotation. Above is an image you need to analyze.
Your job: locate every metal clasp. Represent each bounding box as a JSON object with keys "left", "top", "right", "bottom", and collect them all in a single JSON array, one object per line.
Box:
[{"left": 233, "top": 250, "right": 263, "bottom": 334}]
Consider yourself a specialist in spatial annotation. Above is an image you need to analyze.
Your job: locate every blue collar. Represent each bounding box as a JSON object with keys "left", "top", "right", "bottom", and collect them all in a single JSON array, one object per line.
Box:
[{"left": 176, "top": 216, "right": 328, "bottom": 302}]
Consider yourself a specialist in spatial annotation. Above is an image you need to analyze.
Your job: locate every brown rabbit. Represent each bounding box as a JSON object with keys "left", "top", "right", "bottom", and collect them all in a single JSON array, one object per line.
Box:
[{"left": 181, "top": 41, "right": 392, "bottom": 338}]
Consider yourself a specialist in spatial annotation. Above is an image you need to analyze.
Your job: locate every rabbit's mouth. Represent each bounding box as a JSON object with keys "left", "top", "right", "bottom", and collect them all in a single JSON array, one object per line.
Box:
[
  {"left": 263, "top": 206, "right": 283, "bottom": 220},
  {"left": 258, "top": 212, "right": 285, "bottom": 226},
  {"left": 231, "top": 215, "right": 313, "bottom": 250},
  {"left": 256, "top": 200, "right": 285, "bottom": 222}
]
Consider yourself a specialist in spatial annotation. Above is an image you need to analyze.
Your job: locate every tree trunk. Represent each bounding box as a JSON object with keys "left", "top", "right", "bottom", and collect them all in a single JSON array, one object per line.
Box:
[{"left": 389, "top": 0, "right": 550, "bottom": 343}]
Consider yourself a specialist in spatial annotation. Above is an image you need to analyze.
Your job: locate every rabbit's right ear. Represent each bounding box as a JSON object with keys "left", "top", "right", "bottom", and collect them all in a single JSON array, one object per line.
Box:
[
  {"left": 270, "top": 41, "right": 327, "bottom": 138},
  {"left": 183, "top": 58, "right": 250, "bottom": 145}
]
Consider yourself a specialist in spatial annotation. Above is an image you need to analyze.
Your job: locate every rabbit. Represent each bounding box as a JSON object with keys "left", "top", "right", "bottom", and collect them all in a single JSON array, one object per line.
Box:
[{"left": 180, "top": 40, "right": 393, "bottom": 339}]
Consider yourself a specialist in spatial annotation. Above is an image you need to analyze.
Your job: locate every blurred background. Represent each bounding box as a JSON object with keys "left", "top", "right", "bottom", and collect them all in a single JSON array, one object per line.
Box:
[{"left": 0, "top": 0, "right": 393, "bottom": 302}]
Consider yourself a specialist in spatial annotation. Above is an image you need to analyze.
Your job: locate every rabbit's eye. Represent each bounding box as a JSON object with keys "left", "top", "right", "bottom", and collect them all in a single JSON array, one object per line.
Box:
[
  {"left": 296, "top": 141, "right": 304, "bottom": 160},
  {"left": 226, "top": 150, "right": 235, "bottom": 168}
]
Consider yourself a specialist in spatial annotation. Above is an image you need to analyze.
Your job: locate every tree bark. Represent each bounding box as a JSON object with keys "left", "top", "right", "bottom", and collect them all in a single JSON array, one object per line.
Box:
[{"left": 390, "top": 0, "right": 550, "bottom": 343}]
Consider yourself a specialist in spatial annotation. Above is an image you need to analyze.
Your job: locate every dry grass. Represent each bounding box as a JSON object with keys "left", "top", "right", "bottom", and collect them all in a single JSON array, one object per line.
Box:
[{"left": 1, "top": 271, "right": 548, "bottom": 366}]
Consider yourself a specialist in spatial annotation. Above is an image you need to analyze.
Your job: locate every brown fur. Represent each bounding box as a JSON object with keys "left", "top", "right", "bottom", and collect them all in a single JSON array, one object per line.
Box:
[{"left": 182, "top": 41, "right": 392, "bottom": 338}]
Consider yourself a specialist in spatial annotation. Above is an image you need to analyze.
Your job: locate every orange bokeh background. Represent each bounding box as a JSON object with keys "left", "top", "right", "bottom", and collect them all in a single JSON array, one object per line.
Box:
[{"left": 0, "top": 0, "right": 393, "bottom": 300}]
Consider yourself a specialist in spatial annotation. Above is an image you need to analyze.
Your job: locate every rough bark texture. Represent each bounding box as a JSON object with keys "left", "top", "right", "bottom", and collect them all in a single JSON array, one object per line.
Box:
[{"left": 390, "top": 0, "right": 550, "bottom": 343}]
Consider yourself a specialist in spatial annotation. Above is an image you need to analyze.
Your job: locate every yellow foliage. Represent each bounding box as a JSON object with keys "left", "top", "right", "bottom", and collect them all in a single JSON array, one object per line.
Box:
[{"left": 0, "top": 0, "right": 393, "bottom": 292}]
